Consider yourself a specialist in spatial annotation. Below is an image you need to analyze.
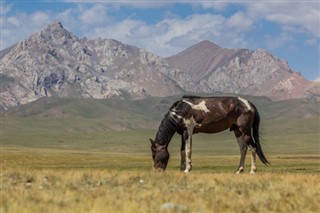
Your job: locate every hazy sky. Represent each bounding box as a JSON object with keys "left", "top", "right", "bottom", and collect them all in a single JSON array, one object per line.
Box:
[{"left": 1, "top": 0, "right": 319, "bottom": 81}]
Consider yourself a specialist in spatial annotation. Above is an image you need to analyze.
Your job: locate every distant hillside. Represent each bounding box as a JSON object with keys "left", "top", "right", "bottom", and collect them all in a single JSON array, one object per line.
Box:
[
  {"left": 3, "top": 95, "right": 319, "bottom": 130},
  {"left": 1, "top": 21, "right": 319, "bottom": 110}
]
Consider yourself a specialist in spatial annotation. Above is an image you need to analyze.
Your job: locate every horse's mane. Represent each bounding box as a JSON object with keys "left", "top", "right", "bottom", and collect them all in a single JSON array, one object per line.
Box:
[
  {"left": 181, "top": 95, "right": 202, "bottom": 100},
  {"left": 154, "top": 114, "right": 178, "bottom": 146},
  {"left": 182, "top": 95, "right": 243, "bottom": 100}
]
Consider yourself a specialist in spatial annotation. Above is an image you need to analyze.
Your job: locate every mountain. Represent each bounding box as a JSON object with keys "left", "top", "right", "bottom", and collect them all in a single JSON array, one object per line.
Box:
[
  {"left": 166, "top": 40, "right": 320, "bottom": 100},
  {"left": 1, "top": 21, "right": 319, "bottom": 110},
  {"left": 0, "top": 22, "right": 181, "bottom": 110}
]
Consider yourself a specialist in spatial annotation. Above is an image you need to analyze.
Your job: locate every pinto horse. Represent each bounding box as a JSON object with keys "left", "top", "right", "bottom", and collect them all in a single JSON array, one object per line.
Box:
[{"left": 150, "top": 96, "right": 269, "bottom": 174}]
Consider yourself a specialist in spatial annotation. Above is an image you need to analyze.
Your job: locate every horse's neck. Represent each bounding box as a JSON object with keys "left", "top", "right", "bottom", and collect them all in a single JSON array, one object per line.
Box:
[{"left": 155, "top": 116, "right": 177, "bottom": 145}]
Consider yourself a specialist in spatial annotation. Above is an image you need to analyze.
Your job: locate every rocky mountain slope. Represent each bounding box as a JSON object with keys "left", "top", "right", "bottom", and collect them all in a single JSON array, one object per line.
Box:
[
  {"left": 166, "top": 40, "right": 320, "bottom": 101},
  {"left": 1, "top": 21, "right": 319, "bottom": 110},
  {"left": 0, "top": 22, "right": 181, "bottom": 110}
]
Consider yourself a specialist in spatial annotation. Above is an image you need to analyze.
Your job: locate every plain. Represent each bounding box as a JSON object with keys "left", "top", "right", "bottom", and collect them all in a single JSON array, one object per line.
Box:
[{"left": 1, "top": 96, "right": 319, "bottom": 212}]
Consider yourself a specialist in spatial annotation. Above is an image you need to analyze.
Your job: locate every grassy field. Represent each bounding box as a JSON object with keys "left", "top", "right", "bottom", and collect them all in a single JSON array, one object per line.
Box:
[
  {"left": 1, "top": 149, "right": 319, "bottom": 213},
  {"left": 1, "top": 97, "right": 320, "bottom": 212},
  {"left": 1, "top": 166, "right": 319, "bottom": 213},
  {"left": 1, "top": 116, "right": 320, "bottom": 212}
]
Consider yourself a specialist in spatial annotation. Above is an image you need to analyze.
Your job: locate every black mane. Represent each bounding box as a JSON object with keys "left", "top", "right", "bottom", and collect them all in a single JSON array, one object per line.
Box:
[
  {"left": 154, "top": 114, "right": 178, "bottom": 146},
  {"left": 181, "top": 95, "right": 202, "bottom": 99}
]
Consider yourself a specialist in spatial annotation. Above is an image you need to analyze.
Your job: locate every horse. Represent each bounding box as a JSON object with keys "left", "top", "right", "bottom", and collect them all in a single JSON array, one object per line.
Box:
[{"left": 150, "top": 95, "right": 269, "bottom": 174}]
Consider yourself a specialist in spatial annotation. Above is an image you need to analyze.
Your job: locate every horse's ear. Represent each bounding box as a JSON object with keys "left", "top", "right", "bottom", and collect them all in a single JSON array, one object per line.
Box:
[
  {"left": 150, "top": 139, "right": 156, "bottom": 152},
  {"left": 150, "top": 139, "right": 155, "bottom": 146}
]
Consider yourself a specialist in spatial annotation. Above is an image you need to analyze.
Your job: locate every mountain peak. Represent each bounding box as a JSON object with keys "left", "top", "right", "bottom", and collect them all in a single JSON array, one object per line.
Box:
[
  {"left": 176, "top": 40, "right": 221, "bottom": 56},
  {"left": 193, "top": 40, "right": 221, "bottom": 49},
  {"left": 46, "top": 21, "right": 64, "bottom": 30},
  {"left": 166, "top": 40, "right": 225, "bottom": 82},
  {"left": 40, "top": 21, "right": 68, "bottom": 34},
  {"left": 31, "top": 21, "right": 79, "bottom": 45}
]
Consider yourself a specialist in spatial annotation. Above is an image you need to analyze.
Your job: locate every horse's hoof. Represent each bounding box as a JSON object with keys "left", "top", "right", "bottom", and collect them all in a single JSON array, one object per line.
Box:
[
  {"left": 236, "top": 167, "right": 244, "bottom": 174},
  {"left": 184, "top": 167, "right": 191, "bottom": 173},
  {"left": 250, "top": 169, "right": 257, "bottom": 174}
]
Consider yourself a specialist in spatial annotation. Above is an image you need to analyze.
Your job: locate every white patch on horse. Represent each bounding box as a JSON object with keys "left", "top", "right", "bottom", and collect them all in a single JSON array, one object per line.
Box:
[
  {"left": 183, "top": 116, "right": 196, "bottom": 127},
  {"left": 183, "top": 116, "right": 198, "bottom": 173},
  {"left": 238, "top": 97, "right": 252, "bottom": 111},
  {"left": 183, "top": 100, "right": 210, "bottom": 113},
  {"left": 169, "top": 111, "right": 182, "bottom": 121}
]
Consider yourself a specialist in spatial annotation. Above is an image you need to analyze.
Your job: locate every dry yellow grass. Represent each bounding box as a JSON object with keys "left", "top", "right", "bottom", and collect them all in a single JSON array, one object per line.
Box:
[
  {"left": 1, "top": 102, "right": 319, "bottom": 212},
  {"left": 1, "top": 165, "right": 319, "bottom": 213}
]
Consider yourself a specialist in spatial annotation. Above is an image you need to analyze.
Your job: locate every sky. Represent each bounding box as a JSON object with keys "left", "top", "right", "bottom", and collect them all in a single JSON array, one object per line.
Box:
[{"left": 1, "top": 0, "right": 319, "bottom": 81}]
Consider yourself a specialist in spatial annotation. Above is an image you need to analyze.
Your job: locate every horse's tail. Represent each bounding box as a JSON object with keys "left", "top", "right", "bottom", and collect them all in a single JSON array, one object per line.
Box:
[{"left": 251, "top": 104, "right": 270, "bottom": 165}]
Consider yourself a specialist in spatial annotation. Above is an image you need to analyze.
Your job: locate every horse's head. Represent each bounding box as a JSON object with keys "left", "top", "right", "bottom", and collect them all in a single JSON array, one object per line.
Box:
[{"left": 150, "top": 139, "right": 170, "bottom": 171}]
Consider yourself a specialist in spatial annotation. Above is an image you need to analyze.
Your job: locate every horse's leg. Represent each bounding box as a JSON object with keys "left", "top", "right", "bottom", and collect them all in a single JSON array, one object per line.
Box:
[
  {"left": 180, "top": 131, "right": 187, "bottom": 171},
  {"left": 249, "top": 147, "right": 257, "bottom": 174},
  {"left": 249, "top": 134, "right": 257, "bottom": 174},
  {"left": 242, "top": 131, "right": 259, "bottom": 174},
  {"left": 234, "top": 128, "right": 248, "bottom": 174},
  {"left": 184, "top": 130, "right": 193, "bottom": 173},
  {"left": 237, "top": 139, "right": 247, "bottom": 174}
]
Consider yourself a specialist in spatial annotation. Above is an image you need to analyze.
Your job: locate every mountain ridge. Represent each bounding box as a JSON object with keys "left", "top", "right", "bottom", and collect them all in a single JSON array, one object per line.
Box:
[
  {"left": 166, "top": 40, "right": 319, "bottom": 100},
  {"left": 1, "top": 21, "right": 319, "bottom": 110}
]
